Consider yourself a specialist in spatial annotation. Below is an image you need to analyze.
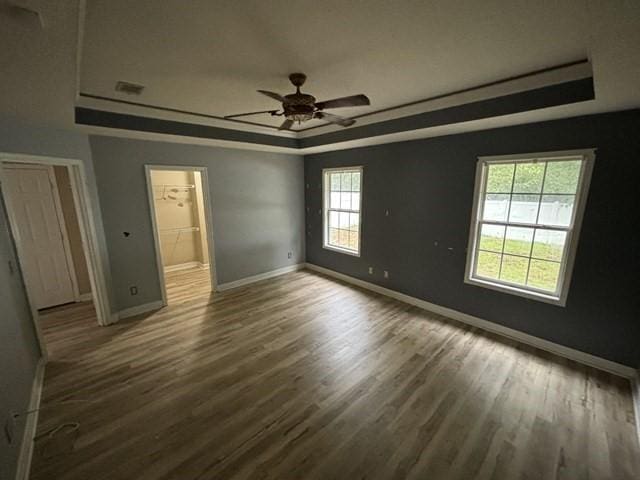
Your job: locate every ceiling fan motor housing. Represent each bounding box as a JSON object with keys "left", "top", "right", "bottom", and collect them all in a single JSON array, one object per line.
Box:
[{"left": 283, "top": 92, "right": 316, "bottom": 122}]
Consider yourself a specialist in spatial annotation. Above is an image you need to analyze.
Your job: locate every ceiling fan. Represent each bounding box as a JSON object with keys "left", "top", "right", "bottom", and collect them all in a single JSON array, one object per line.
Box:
[{"left": 224, "top": 73, "right": 370, "bottom": 130}]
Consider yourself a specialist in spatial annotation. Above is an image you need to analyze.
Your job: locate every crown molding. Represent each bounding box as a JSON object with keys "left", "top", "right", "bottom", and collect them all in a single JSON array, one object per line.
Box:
[
  {"left": 76, "top": 60, "right": 591, "bottom": 142},
  {"left": 297, "top": 60, "right": 592, "bottom": 138}
]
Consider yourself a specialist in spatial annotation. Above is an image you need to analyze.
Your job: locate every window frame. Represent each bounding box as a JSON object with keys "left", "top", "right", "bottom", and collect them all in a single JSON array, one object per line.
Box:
[
  {"left": 464, "top": 149, "right": 595, "bottom": 306},
  {"left": 322, "top": 166, "right": 364, "bottom": 257}
]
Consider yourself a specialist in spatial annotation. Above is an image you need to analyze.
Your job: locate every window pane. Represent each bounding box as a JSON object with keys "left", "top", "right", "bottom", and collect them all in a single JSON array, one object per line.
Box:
[
  {"left": 513, "top": 162, "right": 544, "bottom": 193},
  {"left": 543, "top": 160, "right": 582, "bottom": 194},
  {"left": 352, "top": 172, "right": 361, "bottom": 191},
  {"left": 483, "top": 194, "right": 510, "bottom": 222},
  {"left": 527, "top": 259, "right": 561, "bottom": 292},
  {"left": 329, "top": 228, "right": 339, "bottom": 245},
  {"left": 478, "top": 223, "right": 505, "bottom": 253},
  {"left": 329, "top": 210, "right": 339, "bottom": 228},
  {"left": 349, "top": 231, "right": 359, "bottom": 251},
  {"left": 351, "top": 192, "right": 360, "bottom": 211},
  {"left": 339, "top": 229, "right": 349, "bottom": 247},
  {"left": 486, "top": 163, "right": 514, "bottom": 193},
  {"left": 349, "top": 213, "right": 360, "bottom": 231},
  {"left": 532, "top": 229, "right": 566, "bottom": 262},
  {"left": 500, "top": 255, "right": 529, "bottom": 285},
  {"left": 538, "top": 195, "right": 574, "bottom": 226},
  {"left": 341, "top": 172, "right": 352, "bottom": 191},
  {"left": 330, "top": 192, "right": 340, "bottom": 208},
  {"left": 339, "top": 211, "right": 350, "bottom": 229},
  {"left": 340, "top": 192, "right": 351, "bottom": 210},
  {"left": 330, "top": 173, "right": 341, "bottom": 191},
  {"left": 509, "top": 194, "right": 539, "bottom": 223},
  {"left": 476, "top": 251, "right": 501, "bottom": 280},
  {"left": 503, "top": 226, "right": 533, "bottom": 257}
]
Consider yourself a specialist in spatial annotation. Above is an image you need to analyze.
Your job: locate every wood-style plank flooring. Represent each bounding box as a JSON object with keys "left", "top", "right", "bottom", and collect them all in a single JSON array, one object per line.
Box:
[
  {"left": 33, "top": 269, "right": 640, "bottom": 479},
  {"left": 164, "top": 266, "right": 213, "bottom": 304}
]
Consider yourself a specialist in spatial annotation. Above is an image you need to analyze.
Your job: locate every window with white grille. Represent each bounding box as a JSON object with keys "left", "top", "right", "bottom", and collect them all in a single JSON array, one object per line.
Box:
[
  {"left": 323, "top": 167, "right": 362, "bottom": 256},
  {"left": 465, "top": 150, "right": 594, "bottom": 305}
]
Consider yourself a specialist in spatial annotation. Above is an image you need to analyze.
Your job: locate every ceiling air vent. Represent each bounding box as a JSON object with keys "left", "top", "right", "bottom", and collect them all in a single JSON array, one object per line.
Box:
[{"left": 115, "top": 81, "right": 145, "bottom": 95}]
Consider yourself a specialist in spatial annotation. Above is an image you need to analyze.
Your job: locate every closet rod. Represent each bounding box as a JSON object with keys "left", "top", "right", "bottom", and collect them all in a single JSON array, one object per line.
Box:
[
  {"left": 160, "top": 226, "right": 200, "bottom": 233},
  {"left": 153, "top": 184, "right": 195, "bottom": 189}
]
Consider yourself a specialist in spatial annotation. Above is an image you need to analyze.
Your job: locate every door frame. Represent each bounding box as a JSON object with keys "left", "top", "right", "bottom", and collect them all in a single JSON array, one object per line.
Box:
[
  {"left": 0, "top": 153, "right": 113, "bottom": 338},
  {"left": 144, "top": 164, "right": 218, "bottom": 306},
  {"left": 3, "top": 164, "right": 81, "bottom": 305}
]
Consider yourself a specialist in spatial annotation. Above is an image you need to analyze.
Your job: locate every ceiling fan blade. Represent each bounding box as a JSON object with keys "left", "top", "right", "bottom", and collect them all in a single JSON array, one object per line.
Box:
[
  {"left": 224, "top": 110, "right": 279, "bottom": 119},
  {"left": 315, "top": 111, "right": 356, "bottom": 127},
  {"left": 315, "top": 94, "right": 370, "bottom": 110},
  {"left": 257, "top": 90, "right": 285, "bottom": 102},
  {"left": 278, "top": 119, "right": 294, "bottom": 130}
]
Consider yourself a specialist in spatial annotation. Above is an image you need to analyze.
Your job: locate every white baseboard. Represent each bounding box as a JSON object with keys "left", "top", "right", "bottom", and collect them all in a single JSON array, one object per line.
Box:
[
  {"left": 217, "top": 263, "right": 305, "bottom": 291},
  {"left": 164, "top": 261, "right": 201, "bottom": 273},
  {"left": 117, "top": 300, "right": 164, "bottom": 320},
  {"left": 76, "top": 292, "right": 93, "bottom": 302},
  {"left": 305, "top": 263, "right": 636, "bottom": 379},
  {"left": 15, "top": 357, "right": 46, "bottom": 480}
]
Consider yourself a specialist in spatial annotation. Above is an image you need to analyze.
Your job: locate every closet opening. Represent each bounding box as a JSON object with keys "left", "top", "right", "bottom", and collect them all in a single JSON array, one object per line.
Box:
[{"left": 145, "top": 166, "right": 217, "bottom": 305}]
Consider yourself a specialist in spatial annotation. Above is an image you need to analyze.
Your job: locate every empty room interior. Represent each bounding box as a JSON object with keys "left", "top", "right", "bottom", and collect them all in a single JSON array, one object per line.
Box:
[{"left": 1, "top": 1, "right": 639, "bottom": 479}]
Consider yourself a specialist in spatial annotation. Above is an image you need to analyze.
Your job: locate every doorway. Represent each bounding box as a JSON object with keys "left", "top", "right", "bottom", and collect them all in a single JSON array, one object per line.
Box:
[
  {"left": 145, "top": 166, "right": 216, "bottom": 305},
  {"left": 0, "top": 153, "right": 112, "bottom": 351}
]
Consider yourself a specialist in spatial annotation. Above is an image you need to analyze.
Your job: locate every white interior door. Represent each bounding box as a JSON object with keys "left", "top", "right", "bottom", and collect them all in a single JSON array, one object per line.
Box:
[{"left": 3, "top": 166, "right": 75, "bottom": 309}]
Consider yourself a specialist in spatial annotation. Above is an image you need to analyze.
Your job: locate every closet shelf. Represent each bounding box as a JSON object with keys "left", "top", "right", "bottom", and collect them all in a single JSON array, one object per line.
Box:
[
  {"left": 160, "top": 226, "right": 200, "bottom": 234},
  {"left": 153, "top": 184, "right": 195, "bottom": 190}
]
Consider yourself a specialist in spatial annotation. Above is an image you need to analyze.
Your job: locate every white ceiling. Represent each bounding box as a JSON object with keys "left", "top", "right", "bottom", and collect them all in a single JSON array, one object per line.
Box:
[
  {"left": 0, "top": 0, "right": 80, "bottom": 128},
  {"left": 2, "top": 0, "right": 639, "bottom": 143}
]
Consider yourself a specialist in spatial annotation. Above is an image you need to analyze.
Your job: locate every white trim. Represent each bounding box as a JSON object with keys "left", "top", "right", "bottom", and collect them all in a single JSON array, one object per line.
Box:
[
  {"left": 117, "top": 300, "right": 164, "bottom": 320},
  {"left": 304, "top": 263, "right": 636, "bottom": 379},
  {"left": 163, "top": 261, "right": 202, "bottom": 273},
  {"left": 76, "top": 96, "right": 297, "bottom": 139},
  {"left": 322, "top": 166, "right": 363, "bottom": 257},
  {"left": 217, "top": 263, "right": 305, "bottom": 291},
  {"left": 463, "top": 149, "right": 596, "bottom": 306},
  {"left": 144, "top": 165, "right": 218, "bottom": 306},
  {"left": 76, "top": 292, "right": 93, "bottom": 302},
  {"left": 76, "top": 61, "right": 590, "bottom": 141},
  {"left": 14, "top": 357, "right": 45, "bottom": 480},
  {"left": 0, "top": 153, "right": 113, "bottom": 327},
  {"left": 77, "top": 125, "right": 301, "bottom": 155},
  {"left": 297, "top": 61, "right": 592, "bottom": 138}
]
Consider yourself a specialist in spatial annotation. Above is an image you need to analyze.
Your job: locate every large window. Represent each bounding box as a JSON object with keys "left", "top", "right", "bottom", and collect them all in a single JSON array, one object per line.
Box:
[
  {"left": 323, "top": 167, "right": 362, "bottom": 256},
  {"left": 465, "top": 150, "right": 594, "bottom": 305}
]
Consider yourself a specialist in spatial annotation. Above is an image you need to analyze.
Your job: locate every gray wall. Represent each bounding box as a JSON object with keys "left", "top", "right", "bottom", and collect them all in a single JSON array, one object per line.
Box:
[
  {"left": 0, "top": 116, "right": 106, "bottom": 479},
  {"left": 0, "top": 115, "right": 116, "bottom": 311},
  {"left": 90, "top": 136, "right": 305, "bottom": 311},
  {"left": 305, "top": 109, "right": 640, "bottom": 368},
  {"left": 0, "top": 187, "right": 40, "bottom": 480}
]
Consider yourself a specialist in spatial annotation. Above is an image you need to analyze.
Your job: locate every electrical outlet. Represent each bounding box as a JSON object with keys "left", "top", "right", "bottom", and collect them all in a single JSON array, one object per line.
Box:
[
  {"left": 287, "top": 252, "right": 292, "bottom": 259},
  {"left": 368, "top": 267, "right": 373, "bottom": 275},
  {"left": 129, "top": 286, "right": 138, "bottom": 296},
  {"left": 384, "top": 270, "right": 389, "bottom": 279}
]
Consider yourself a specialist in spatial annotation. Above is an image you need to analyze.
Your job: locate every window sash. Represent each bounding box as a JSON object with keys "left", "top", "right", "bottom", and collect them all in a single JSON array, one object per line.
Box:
[
  {"left": 323, "top": 167, "right": 362, "bottom": 255},
  {"left": 465, "top": 151, "right": 593, "bottom": 305}
]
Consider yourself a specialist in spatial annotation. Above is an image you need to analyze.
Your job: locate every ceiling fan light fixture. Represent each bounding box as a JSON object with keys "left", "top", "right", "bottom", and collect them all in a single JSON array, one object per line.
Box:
[
  {"left": 287, "top": 112, "right": 314, "bottom": 123},
  {"left": 226, "top": 73, "right": 370, "bottom": 130}
]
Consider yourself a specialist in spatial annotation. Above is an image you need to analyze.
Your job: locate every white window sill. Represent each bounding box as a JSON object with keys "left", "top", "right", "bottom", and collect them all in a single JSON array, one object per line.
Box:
[
  {"left": 464, "top": 276, "right": 566, "bottom": 306},
  {"left": 323, "top": 244, "right": 361, "bottom": 257}
]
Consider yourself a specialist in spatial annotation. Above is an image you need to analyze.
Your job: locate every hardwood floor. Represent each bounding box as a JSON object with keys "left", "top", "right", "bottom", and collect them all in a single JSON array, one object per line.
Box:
[
  {"left": 164, "top": 266, "right": 212, "bottom": 304},
  {"left": 33, "top": 269, "right": 640, "bottom": 479}
]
